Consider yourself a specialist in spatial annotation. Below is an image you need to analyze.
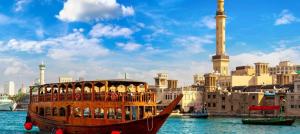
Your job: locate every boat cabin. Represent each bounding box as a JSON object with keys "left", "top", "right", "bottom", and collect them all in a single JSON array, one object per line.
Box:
[{"left": 28, "top": 80, "right": 157, "bottom": 125}]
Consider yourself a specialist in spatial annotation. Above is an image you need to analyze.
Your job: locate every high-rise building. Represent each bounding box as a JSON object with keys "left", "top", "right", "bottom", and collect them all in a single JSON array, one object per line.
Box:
[
  {"left": 212, "top": 0, "right": 229, "bottom": 76},
  {"left": 4, "top": 81, "right": 16, "bottom": 96}
]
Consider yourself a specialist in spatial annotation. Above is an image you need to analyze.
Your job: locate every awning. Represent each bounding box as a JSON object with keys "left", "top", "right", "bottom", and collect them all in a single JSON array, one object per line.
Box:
[{"left": 249, "top": 105, "right": 280, "bottom": 111}]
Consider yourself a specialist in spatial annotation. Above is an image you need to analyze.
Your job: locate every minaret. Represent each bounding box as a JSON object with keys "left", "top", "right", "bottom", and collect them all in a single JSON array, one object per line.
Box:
[
  {"left": 212, "top": 0, "right": 229, "bottom": 76},
  {"left": 39, "top": 61, "right": 46, "bottom": 85}
]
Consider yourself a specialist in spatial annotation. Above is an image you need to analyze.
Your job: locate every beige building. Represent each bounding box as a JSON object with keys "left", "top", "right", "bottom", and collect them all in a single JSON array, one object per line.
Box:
[
  {"left": 231, "top": 66, "right": 255, "bottom": 76},
  {"left": 154, "top": 73, "right": 168, "bottom": 89},
  {"left": 193, "top": 74, "right": 205, "bottom": 85}
]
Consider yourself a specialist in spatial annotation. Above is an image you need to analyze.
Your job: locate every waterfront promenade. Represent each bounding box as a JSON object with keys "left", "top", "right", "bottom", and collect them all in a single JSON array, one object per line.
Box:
[{"left": 1, "top": 111, "right": 300, "bottom": 134}]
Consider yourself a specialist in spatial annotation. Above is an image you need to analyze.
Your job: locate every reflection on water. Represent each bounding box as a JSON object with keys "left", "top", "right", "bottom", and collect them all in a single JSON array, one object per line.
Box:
[{"left": 0, "top": 111, "right": 299, "bottom": 134}]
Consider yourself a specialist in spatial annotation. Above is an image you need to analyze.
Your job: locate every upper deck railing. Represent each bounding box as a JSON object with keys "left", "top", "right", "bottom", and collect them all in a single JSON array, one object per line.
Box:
[
  {"left": 29, "top": 80, "right": 156, "bottom": 104},
  {"left": 31, "top": 92, "right": 156, "bottom": 103}
]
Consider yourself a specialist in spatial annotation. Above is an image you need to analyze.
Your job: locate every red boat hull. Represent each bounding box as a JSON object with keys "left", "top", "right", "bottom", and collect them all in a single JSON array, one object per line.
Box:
[{"left": 30, "top": 112, "right": 170, "bottom": 134}]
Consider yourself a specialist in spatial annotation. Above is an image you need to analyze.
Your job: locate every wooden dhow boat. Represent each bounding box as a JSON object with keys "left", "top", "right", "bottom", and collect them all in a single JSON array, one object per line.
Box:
[{"left": 24, "top": 80, "right": 183, "bottom": 134}]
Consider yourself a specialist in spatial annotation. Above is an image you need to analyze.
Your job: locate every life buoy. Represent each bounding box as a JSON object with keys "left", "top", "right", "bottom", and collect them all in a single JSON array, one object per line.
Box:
[
  {"left": 75, "top": 93, "right": 81, "bottom": 100},
  {"left": 24, "top": 122, "right": 32, "bottom": 130},
  {"left": 55, "top": 128, "right": 64, "bottom": 134}
]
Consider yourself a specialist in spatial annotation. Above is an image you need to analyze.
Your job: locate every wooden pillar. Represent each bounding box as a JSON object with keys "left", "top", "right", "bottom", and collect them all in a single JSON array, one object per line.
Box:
[
  {"left": 105, "top": 81, "right": 108, "bottom": 101},
  {"left": 121, "top": 105, "right": 125, "bottom": 122},
  {"left": 92, "top": 82, "right": 95, "bottom": 101},
  {"left": 81, "top": 82, "right": 85, "bottom": 101},
  {"left": 145, "top": 83, "right": 148, "bottom": 92},
  {"left": 104, "top": 108, "right": 107, "bottom": 120},
  {"left": 51, "top": 86, "right": 54, "bottom": 102},
  {"left": 37, "top": 87, "right": 40, "bottom": 102},
  {"left": 136, "top": 106, "right": 140, "bottom": 120},
  {"left": 58, "top": 85, "right": 61, "bottom": 101},
  {"left": 91, "top": 107, "right": 95, "bottom": 119},
  {"left": 143, "top": 106, "right": 146, "bottom": 118},
  {"left": 72, "top": 84, "right": 75, "bottom": 101}
]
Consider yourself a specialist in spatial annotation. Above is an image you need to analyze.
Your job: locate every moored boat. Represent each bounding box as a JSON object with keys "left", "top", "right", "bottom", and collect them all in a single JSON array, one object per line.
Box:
[
  {"left": 25, "top": 80, "right": 183, "bottom": 134},
  {"left": 0, "top": 94, "right": 17, "bottom": 111},
  {"left": 188, "top": 107, "right": 208, "bottom": 119},
  {"left": 242, "top": 105, "right": 295, "bottom": 126},
  {"left": 242, "top": 118, "right": 295, "bottom": 126}
]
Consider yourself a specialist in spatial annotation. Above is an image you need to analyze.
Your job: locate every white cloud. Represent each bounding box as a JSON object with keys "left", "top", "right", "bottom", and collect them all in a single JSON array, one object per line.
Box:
[
  {"left": 116, "top": 42, "right": 142, "bottom": 52},
  {"left": 275, "top": 10, "right": 298, "bottom": 25},
  {"left": 231, "top": 46, "right": 300, "bottom": 69},
  {"left": 0, "top": 29, "right": 110, "bottom": 60},
  {"left": 89, "top": 23, "right": 133, "bottom": 38},
  {"left": 56, "top": 0, "right": 135, "bottom": 22},
  {"left": 173, "top": 35, "right": 214, "bottom": 54},
  {"left": 199, "top": 15, "right": 215, "bottom": 29},
  {"left": 0, "top": 14, "right": 10, "bottom": 25},
  {"left": 35, "top": 28, "right": 45, "bottom": 38},
  {"left": 15, "top": 0, "right": 31, "bottom": 12}
]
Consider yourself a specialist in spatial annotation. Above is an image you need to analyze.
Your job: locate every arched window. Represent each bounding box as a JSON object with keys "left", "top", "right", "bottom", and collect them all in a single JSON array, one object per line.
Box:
[
  {"left": 116, "top": 108, "right": 122, "bottom": 119},
  {"left": 108, "top": 108, "right": 115, "bottom": 119},
  {"left": 73, "top": 107, "right": 81, "bottom": 118},
  {"left": 94, "top": 108, "right": 104, "bottom": 119},
  {"left": 39, "top": 107, "right": 44, "bottom": 116},
  {"left": 45, "top": 107, "right": 51, "bottom": 116},
  {"left": 52, "top": 107, "right": 58, "bottom": 116},
  {"left": 59, "top": 107, "right": 66, "bottom": 116},
  {"left": 83, "top": 107, "right": 91, "bottom": 118}
]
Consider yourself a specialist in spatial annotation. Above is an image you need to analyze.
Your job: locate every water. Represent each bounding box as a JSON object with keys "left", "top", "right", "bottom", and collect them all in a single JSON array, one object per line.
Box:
[{"left": 1, "top": 111, "right": 300, "bottom": 134}]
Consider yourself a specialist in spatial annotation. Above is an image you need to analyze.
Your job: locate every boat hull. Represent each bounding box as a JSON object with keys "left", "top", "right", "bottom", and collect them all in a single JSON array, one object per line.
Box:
[
  {"left": 242, "top": 118, "right": 295, "bottom": 126},
  {"left": 0, "top": 102, "right": 17, "bottom": 111},
  {"left": 29, "top": 112, "right": 169, "bottom": 134}
]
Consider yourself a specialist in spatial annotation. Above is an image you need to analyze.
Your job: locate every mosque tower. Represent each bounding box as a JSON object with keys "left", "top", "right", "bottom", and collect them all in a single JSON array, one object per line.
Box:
[{"left": 212, "top": 0, "right": 229, "bottom": 76}]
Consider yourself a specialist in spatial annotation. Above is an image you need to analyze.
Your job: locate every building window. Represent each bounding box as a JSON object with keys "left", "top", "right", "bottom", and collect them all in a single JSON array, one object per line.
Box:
[
  {"left": 165, "top": 95, "right": 168, "bottom": 100},
  {"left": 222, "top": 97, "right": 225, "bottom": 101},
  {"left": 231, "top": 105, "right": 233, "bottom": 111},
  {"left": 291, "top": 96, "right": 294, "bottom": 100},
  {"left": 252, "top": 96, "right": 255, "bottom": 100},
  {"left": 291, "top": 105, "right": 294, "bottom": 108},
  {"left": 208, "top": 95, "right": 210, "bottom": 99},
  {"left": 208, "top": 103, "right": 211, "bottom": 107},
  {"left": 213, "top": 95, "right": 216, "bottom": 99},
  {"left": 213, "top": 103, "right": 216, "bottom": 107},
  {"left": 222, "top": 105, "right": 225, "bottom": 109}
]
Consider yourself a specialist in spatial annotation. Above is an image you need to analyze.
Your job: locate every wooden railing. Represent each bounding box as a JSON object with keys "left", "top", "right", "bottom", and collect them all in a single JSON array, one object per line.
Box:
[{"left": 31, "top": 92, "right": 156, "bottom": 103}]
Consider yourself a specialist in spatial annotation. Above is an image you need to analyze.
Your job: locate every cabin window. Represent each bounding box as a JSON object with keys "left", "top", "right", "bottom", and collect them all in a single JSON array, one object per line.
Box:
[
  {"left": 52, "top": 107, "right": 58, "bottom": 116},
  {"left": 108, "top": 108, "right": 115, "bottom": 119},
  {"left": 125, "top": 106, "right": 131, "bottom": 121},
  {"left": 45, "top": 107, "right": 51, "bottom": 116},
  {"left": 145, "top": 106, "right": 153, "bottom": 117},
  {"left": 84, "top": 107, "right": 91, "bottom": 118},
  {"left": 73, "top": 107, "right": 81, "bottom": 118},
  {"left": 59, "top": 107, "right": 66, "bottom": 116},
  {"left": 35, "top": 106, "right": 38, "bottom": 114},
  {"left": 39, "top": 107, "right": 44, "bottom": 116},
  {"left": 94, "top": 108, "right": 104, "bottom": 119},
  {"left": 116, "top": 108, "right": 122, "bottom": 119}
]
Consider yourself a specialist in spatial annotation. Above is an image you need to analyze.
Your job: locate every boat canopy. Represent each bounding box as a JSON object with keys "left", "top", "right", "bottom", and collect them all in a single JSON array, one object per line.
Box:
[{"left": 248, "top": 106, "right": 280, "bottom": 111}]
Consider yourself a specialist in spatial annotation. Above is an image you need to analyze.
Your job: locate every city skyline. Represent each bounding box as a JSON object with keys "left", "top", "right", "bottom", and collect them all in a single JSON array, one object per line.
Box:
[{"left": 0, "top": 0, "right": 300, "bottom": 91}]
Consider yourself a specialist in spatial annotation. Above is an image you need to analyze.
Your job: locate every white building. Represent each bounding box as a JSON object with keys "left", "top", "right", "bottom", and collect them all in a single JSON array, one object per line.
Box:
[
  {"left": 59, "top": 76, "right": 73, "bottom": 83},
  {"left": 4, "top": 81, "right": 16, "bottom": 96}
]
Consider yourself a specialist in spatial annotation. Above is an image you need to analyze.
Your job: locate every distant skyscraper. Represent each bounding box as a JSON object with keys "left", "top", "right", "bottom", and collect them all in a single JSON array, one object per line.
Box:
[
  {"left": 39, "top": 62, "right": 46, "bottom": 85},
  {"left": 4, "top": 81, "right": 16, "bottom": 96},
  {"left": 212, "top": 0, "right": 229, "bottom": 76}
]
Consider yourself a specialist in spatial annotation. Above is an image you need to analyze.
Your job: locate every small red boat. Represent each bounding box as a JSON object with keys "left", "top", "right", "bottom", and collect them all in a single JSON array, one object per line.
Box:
[{"left": 25, "top": 80, "right": 182, "bottom": 134}]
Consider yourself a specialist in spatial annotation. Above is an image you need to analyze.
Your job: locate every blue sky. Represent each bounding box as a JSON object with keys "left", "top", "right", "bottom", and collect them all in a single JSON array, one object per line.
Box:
[{"left": 0, "top": 0, "right": 300, "bottom": 91}]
